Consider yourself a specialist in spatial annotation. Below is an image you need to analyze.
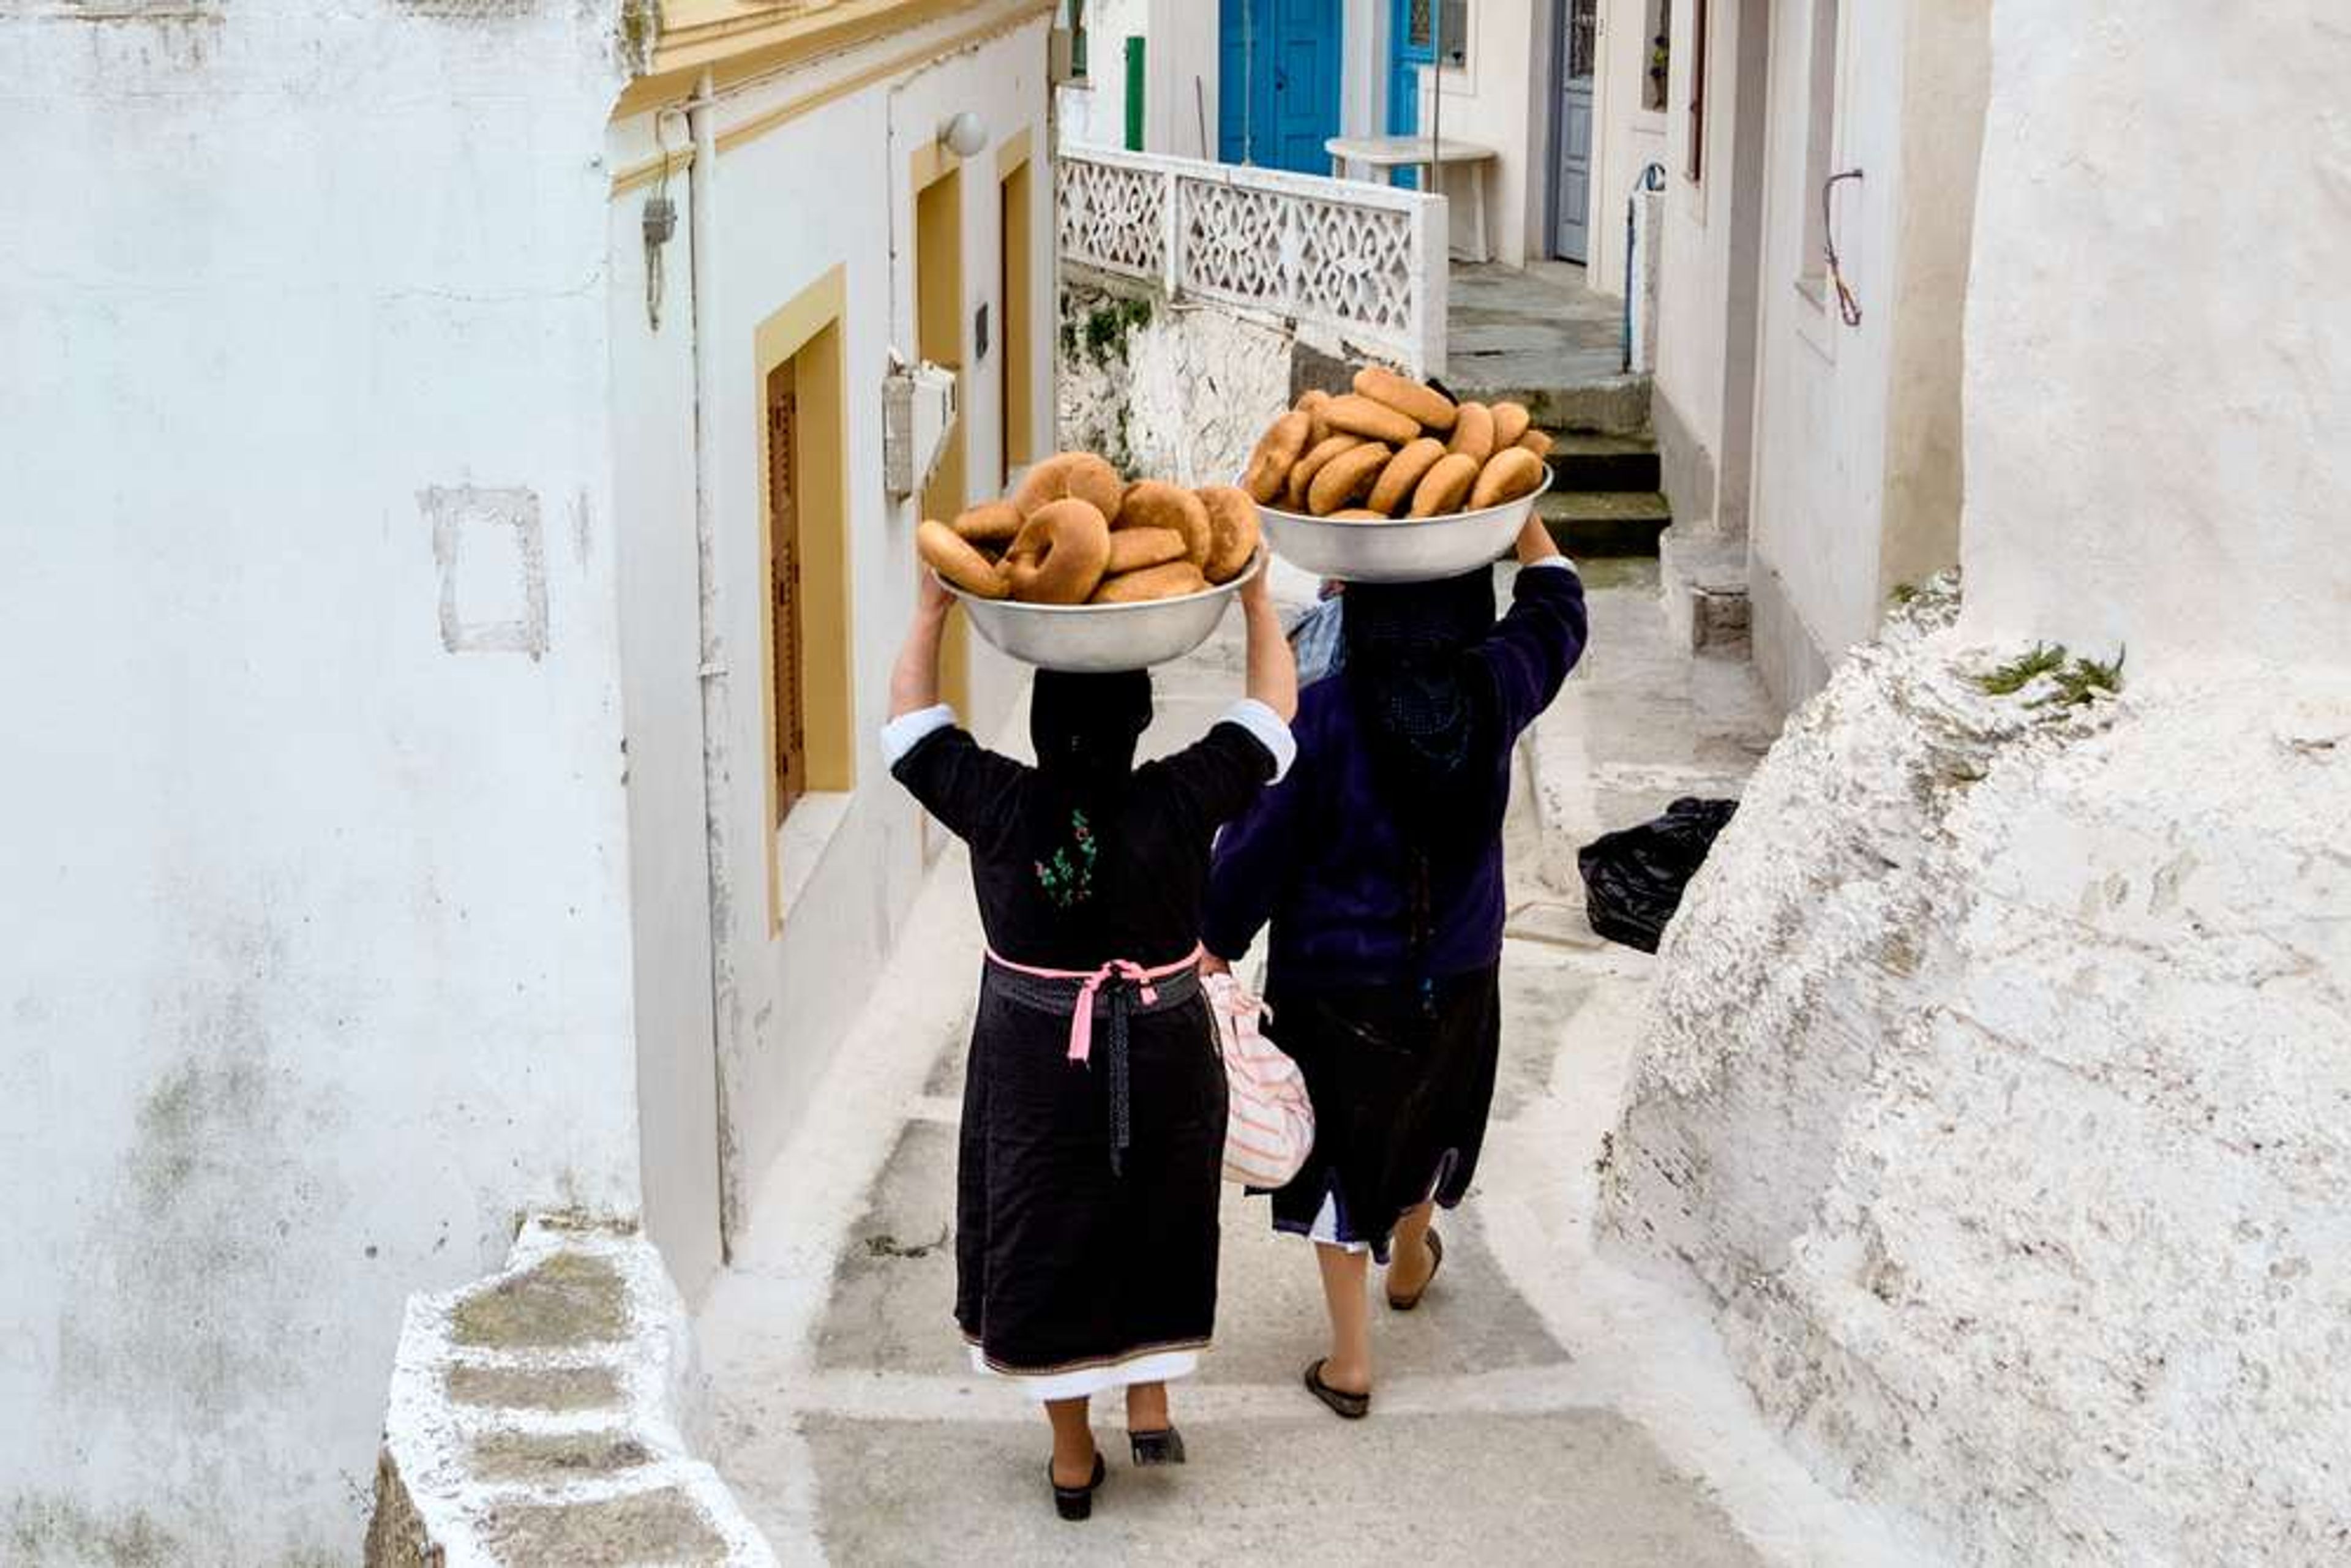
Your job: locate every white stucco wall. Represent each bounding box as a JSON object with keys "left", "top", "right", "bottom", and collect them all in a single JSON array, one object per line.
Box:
[
  {"left": 0, "top": 3, "right": 643, "bottom": 1559},
  {"left": 1744, "top": 0, "right": 1984, "bottom": 710},
  {"left": 1586, "top": 0, "right": 1671, "bottom": 290},
  {"left": 1603, "top": 588, "right": 2351, "bottom": 1565},
  {"left": 1960, "top": 1, "right": 2351, "bottom": 679},
  {"left": 1412, "top": 0, "right": 1551, "bottom": 268},
  {"left": 617, "top": 11, "right": 1045, "bottom": 1250}
]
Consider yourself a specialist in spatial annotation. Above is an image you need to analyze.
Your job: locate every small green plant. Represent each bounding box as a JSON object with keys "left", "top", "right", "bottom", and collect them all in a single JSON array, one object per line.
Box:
[
  {"left": 1889, "top": 581, "right": 1920, "bottom": 606},
  {"left": 1976, "top": 643, "right": 2068, "bottom": 697},
  {"left": 1975, "top": 643, "right": 2124, "bottom": 708},
  {"left": 1078, "top": 295, "right": 1153, "bottom": 366}
]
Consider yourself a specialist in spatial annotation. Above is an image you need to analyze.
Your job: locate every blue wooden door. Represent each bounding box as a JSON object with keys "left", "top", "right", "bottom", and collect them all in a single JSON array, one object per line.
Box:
[
  {"left": 1386, "top": 0, "right": 1435, "bottom": 189},
  {"left": 1552, "top": 0, "right": 1597, "bottom": 261},
  {"left": 1218, "top": 0, "right": 1341, "bottom": 173}
]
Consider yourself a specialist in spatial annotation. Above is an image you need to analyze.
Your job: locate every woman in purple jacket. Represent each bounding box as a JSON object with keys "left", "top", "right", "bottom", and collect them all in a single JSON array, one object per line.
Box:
[{"left": 1201, "top": 515, "right": 1587, "bottom": 1418}]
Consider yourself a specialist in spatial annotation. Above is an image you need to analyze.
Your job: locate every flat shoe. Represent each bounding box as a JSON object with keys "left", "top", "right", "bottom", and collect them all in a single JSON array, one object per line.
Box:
[
  {"left": 1050, "top": 1452, "right": 1108, "bottom": 1521},
  {"left": 1129, "top": 1427, "right": 1187, "bottom": 1466},
  {"left": 1302, "top": 1357, "right": 1370, "bottom": 1420},
  {"left": 1386, "top": 1229, "right": 1444, "bottom": 1312}
]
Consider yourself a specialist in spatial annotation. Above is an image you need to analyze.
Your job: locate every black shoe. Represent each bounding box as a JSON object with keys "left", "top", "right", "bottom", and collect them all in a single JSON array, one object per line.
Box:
[
  {"left": 1050, "top": 1452, "right": 1108, "bottom": 1521},
  {"left": 1386, "top": 1229, "right": 1444, "bottom": 1312},
  {"left": 1129, "top": 1427, "right": 1187, "bottom": 1466},
  {"left": 1302, "top": 1357, "right": 1371, "bottom": 1420}
]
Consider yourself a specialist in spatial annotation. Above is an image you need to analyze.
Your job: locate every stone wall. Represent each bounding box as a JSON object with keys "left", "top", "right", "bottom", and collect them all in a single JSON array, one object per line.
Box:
[
  {"left": 1055, "top": 273, "right": 1295, "bottom": 486},
  {"left": 1599, "top": 584, "right": 2351, "bottom": 1564}
]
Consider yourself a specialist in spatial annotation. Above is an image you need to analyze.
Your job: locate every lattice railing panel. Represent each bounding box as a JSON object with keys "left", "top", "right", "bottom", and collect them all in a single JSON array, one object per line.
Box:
[{"left": 1059, "top": 145, "right": 1447, "bottom": 376}]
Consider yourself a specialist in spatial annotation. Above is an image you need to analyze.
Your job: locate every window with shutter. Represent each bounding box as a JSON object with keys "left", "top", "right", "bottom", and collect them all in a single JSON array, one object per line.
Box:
[{"left": 767, "top": 361, "right": 808, "bottom": 823}]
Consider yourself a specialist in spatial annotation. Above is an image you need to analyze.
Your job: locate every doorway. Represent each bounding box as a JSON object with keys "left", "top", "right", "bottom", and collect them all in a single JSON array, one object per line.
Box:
[
  {"left": 913, "top": 160, "right": 969, "bottom": 716},
  {"left": 1553, "top": 0, "right": 1597, "bottom": 261},
  {"left": 1217, "top": 0, "right": 1343, "bottom": 173},
  {"left": 997, "top": 148, "right": 1035, "bottom": 489}
]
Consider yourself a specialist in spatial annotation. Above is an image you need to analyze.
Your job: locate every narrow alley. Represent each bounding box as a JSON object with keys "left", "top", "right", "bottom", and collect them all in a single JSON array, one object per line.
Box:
[{"left": 691, "top": 563, "right": 1925, "bottom": 1563}]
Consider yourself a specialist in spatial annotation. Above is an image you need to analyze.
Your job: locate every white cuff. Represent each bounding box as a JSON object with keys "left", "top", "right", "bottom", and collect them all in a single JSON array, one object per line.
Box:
[
  {"left": 880, "top": 704, "right": 956, "bottom": 768},
  {"left": 1524, "top": 554, "right": 1577, "bottom": 573},
  {"left": 1220, "top": 697, "right": 1297, "bottom": 784}
]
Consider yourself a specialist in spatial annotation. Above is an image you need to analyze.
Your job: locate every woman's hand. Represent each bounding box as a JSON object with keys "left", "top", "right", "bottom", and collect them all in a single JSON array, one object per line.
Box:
[
  {"left": 1514, "top": 513, "right": 1562, "bottom": 566},
  {"left": 890, "top": 545, "right": 954, "bottom": 719},
  {"left": 1239, "top": 560, "right": 1272, "bottom": 613},
  {"left": 917, "top": 563, "right": 956, "bottom": 620},
  {"left": 1237, "top": 558, "right": 1299, "bottom": 721}
]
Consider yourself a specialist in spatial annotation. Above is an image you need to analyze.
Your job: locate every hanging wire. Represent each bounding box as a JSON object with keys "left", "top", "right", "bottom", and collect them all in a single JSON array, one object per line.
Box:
[{"left": 1822, "top": 168, "right": 1864, "bottom": 328}]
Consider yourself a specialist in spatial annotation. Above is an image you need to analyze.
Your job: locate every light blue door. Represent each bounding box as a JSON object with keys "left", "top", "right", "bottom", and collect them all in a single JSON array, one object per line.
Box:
[
  {"left": 1386, "top": 0, "right": 1435, "bottom": 189},
  {"left": 1553, "top": 0, "right": 1597, "bottom": 261},
  {"left": 1218, "top": 0, "right": 1341, "bottom": 173}
]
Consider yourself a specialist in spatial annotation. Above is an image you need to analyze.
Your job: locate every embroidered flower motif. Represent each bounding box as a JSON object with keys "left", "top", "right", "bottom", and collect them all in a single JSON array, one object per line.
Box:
[{"left": 1033, "top": 809, "right": 1098, "bottom": 909}]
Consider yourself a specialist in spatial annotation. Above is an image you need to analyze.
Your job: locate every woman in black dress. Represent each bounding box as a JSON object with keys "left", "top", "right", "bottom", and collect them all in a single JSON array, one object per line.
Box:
[
  {"left": 1202, "top": 516, "right": 1588, "bottom": 1419},
  {"left": 882, "top": 565, "right": 1297, "bottom": 1519}
]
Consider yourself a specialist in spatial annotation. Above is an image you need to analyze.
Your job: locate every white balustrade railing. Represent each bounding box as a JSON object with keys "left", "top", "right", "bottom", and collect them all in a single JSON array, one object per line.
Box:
[{"left": 1058, "top": 145, "right": 1449, "bottom": 378}]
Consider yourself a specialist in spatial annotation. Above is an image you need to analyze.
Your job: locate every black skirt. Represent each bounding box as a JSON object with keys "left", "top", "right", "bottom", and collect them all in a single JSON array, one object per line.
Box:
[
  {"left": 955, "top": 964, "right": 1229, "bottom": 1388},
  {"left": 1265, "top": 965, "right": 1502, "bottom": 1262}
]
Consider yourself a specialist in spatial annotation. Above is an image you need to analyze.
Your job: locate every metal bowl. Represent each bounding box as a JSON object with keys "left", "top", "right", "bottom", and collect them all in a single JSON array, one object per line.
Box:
[
  {"left": 1255, "top": 470, "right": 1553, "bottom": 583},
  {"left": 939, "top": 551, "right": 1262, "bottom": 673}
]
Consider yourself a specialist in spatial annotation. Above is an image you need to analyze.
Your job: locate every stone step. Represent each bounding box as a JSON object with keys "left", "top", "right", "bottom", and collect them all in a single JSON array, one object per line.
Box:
[
  {"left": 1548, "top": 433, "right": 1660, "bottom": 495},
  {"left": 1439, "top": 375, "right": 1654, "bottom": 438},
  {"left": 1540, "top": 490, "right": 1673, "bottom": 558}
]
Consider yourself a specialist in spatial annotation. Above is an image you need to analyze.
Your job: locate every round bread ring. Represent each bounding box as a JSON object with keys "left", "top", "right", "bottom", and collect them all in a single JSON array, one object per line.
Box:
[
  {"left": 1243, "top": 411, "right": 1313, "bottom": 504},
  {"left": 1353, "top": 366, "right": 1458, "bottom": 432},
  {"left": 1327, "top": 508, "right": 1389, "bottom": 522},
  {"left": 952, "top": 499, "right": 1023, "bottom": 546},
  {"left": 1287, "top": 434, "right": 1363, "bottom": 511},
  {"left": 918, "top": 519, "right": 1010, "bottom": 599},
  {"left": 1516, "top": 428, "right": 1556, "bottom": 459},
  {"left": 1196, "top": 486, "right": 1262, "bottom": 583},
  {"left": 1408, "top": 452, "right": 1480, "bottom": 518},
  {"left": 1090, "top": 560, "right": 1210, "bottom": 603},
  {"left": 1003, "top": 498, "right": 1112, "bottom": 604},
  {"left": 1011, "top": 451, "right": 1125, "bottom": 523},
  {"left": 1325, "top": 393, "right": 1422, "bottom": 446},
  {"left": 1446, "top": 402, "right": 1496, "bottom": 465},
  {"left": 1104, "top": 525, "right": 1187, "bottom": 576},
  {"left": 1310, "top": 441, "right": 1393, "bottom": 516},
  {"left": 1471, "top": 446, "right": 1547, "bottom": 509},
  {"left": 1491, "top": 401, "right": 1533, "bottom": 448},
  {"left": 1117, "top": 480, "right": 1212, "bottom": 569},
  {"left": 1296, "top": 388, "right": 1333, "bottom": 446},
  {"left": 1369, "top": 437, "right": 1448, "bottom": 516}
]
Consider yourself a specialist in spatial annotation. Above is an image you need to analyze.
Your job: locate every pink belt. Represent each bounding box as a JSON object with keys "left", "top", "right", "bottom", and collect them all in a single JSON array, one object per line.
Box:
[{"left": 984, "top": 943, "right": 1205, "bottom": 1065}]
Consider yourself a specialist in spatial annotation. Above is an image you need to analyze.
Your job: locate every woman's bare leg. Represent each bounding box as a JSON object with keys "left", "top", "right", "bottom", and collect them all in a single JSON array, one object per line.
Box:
[
  {"left": 1124, "top": 1379, "right": 1171, "bottom": 1434},
  {"left": 1386, "top": 1201, "right": 1438, "bottom": 1301},
  {"left": 1045, "top": 1397, "right": 1097, "bottom": 1487},
  {"left": 1314, "top": 1242, "right": 1373, "bottom": 1394}
]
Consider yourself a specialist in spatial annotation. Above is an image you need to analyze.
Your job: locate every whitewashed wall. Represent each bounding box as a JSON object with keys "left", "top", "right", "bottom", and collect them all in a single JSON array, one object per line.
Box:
[
  {"left": 0, "top": 2, "right": 642, "bottom": 1559},
  {"left": 1586, "top": 0, "right": 1671, "bottom": 290},
  {"left": 1411, "top": 0, "right": 1552, "bottom": 268},
  {"left": 618, "top": 12, "right": 1046, "bottom": 1251},
  {"left": 1744, "top": 0, "right": 1984, "bottom": 708},
  {"left": 1960, "top": 0, "right": 2351, "bottom": 679}
]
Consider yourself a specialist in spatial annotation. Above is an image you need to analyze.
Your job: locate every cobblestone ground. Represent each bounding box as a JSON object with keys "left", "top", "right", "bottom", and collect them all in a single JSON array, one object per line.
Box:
[{"left": 694, "top": 565, "right": 1937, "bottom": 1565}]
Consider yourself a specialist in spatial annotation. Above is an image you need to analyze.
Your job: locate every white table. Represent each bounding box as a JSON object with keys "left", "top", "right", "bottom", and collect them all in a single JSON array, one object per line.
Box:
[{"left": 1325, "top": 135, "right": 1499, "bottom": 263}]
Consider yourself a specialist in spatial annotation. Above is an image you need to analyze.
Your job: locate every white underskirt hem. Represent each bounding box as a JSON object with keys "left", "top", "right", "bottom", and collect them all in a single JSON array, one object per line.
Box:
[
  {"left": 1307, "top": 1190, "right": 1371, "bottom": 1253},
  {"left": 968, "top": 1346, "right": 1202, "bottom": 1403}
]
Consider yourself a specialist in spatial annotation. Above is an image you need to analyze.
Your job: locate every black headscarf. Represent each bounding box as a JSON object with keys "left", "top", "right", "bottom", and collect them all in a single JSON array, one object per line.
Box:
[
  {"left": 1341, "top": 569, "right": 1503, "bottom": 851},
  {"left": 1030, "top": 668, "right": 1154, "bottom": 796}
]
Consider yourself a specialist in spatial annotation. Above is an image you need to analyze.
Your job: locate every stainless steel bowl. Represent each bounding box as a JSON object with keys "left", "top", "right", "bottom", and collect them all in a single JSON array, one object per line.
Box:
[
  {"left": 1255, "top": 470, "right": 1554, "bottom": 583},
  {"left": 939, "top": 552, "right": 1261, "bottom": 673}
]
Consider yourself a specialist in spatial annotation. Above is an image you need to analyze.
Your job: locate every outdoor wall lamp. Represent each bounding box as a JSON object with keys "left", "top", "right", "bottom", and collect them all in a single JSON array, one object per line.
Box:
[{"left": 938, "top": 111, "right": 986, "bottom": 159}]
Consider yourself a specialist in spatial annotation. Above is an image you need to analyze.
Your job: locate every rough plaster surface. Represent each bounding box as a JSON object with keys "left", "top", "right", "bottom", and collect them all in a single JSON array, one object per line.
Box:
[
  {"left": 368, "top": 1217, "right": 774, "bottom": 1568},
  {"left": 0, "top": 2, "right": 646, "bottom": 1558},
  {"left": 1961, "top": 1, "right": 2351, "bottom": 677},
  {"left": 1600, "top": 583, "right": 2351, "bottom": 1565},
  {"left": 1056, "top": 278, "right": 1295, "bottom": 486}
]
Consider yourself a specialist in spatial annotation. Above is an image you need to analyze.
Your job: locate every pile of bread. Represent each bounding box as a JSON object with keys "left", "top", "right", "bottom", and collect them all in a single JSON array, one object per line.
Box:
[
  {"left": 919, "top": 452, "right": 1262, "bottom": 605},
  {"left": 1244, "top": 367, "right": 1554, "bottom": 519}
]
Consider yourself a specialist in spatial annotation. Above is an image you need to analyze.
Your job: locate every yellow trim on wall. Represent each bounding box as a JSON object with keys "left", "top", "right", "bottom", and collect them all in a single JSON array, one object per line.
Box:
[
  {"left": 997, "top": 145, "right": 1036, "bottom": 479},
  {"left": 913, "top": 152, "right": 970, "bottom": 719},
  {"left": 618, "top": 0, "right": 1054, "bottom": 124},
  {"left": 754, "top": 265, "right": 855, "bottom": 934},
  {"left": 995, "top": 124, "right": 1033, "bottom": 179}
]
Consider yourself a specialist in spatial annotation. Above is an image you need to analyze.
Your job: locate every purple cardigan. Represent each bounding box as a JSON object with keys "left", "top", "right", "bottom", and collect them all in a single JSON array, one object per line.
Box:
[{"left": 1203, "top": 561, "right": 1589, "bottom": 988}]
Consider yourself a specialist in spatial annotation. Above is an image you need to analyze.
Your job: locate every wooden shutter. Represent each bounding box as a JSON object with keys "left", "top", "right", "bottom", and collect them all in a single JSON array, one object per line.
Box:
[{"left": 767, "top": 370, "right": 807, "bottom": 822}]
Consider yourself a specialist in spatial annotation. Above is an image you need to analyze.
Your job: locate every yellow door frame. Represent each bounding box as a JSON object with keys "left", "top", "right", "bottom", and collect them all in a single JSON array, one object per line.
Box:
[{"left": 912, "top": 143, "right": 971, "bottom": 717}]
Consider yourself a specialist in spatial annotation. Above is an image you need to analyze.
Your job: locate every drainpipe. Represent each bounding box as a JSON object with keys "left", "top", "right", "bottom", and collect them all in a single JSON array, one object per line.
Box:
[
  {"left": 684, "top": 67, "right": 743, "bottom": 1256},
  {"left": 1623, "top": 160, "right": 1666, "bottom": 373}
]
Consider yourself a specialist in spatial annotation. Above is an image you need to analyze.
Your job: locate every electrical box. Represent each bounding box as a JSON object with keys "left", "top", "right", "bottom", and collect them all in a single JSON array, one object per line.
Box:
[
  {"left": 883, "top": 358, "right": 959, "bottom": 502},
  {"left": 1048, "top": 27, "right": 1074, "bottom": 86}
]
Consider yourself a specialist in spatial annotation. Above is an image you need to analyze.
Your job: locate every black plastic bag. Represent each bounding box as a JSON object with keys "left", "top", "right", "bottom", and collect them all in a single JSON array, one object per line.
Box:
[{"left": 1576, "top": 798, "right": 1739, "bottom": 953}]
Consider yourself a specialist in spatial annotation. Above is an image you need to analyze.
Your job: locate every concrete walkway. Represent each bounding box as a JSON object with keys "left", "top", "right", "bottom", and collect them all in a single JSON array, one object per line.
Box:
[
  {"left": 693, "top": 566, "right": 1935, "bottom": 1565},
  {"left": 1447, "top": 261, "right": 1627, "bottom": 397}
]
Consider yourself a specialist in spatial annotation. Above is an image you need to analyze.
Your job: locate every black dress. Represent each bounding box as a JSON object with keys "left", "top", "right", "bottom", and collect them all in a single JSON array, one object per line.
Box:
[{"left": 891, "top": 716, "right": 1276, "bottom": 1395}]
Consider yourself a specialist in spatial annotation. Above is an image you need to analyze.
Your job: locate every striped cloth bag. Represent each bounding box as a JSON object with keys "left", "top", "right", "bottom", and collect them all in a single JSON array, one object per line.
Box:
[{"left": 1205, "top": 972, "right": 1315, "bottom": 1187}]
